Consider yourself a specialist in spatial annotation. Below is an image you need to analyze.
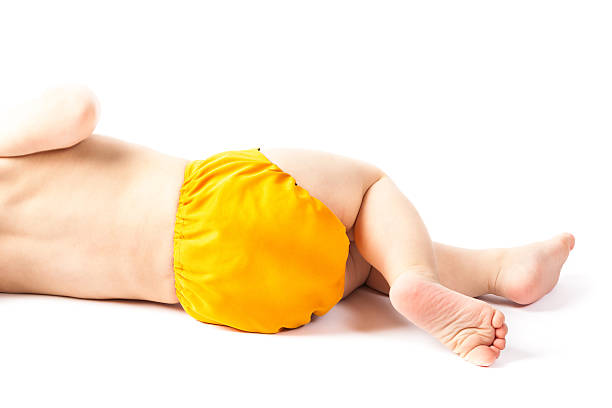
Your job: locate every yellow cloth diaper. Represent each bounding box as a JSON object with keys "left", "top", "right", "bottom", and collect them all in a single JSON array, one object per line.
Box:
[{"left": 173, "top": 147, "right": 350, "bottom": 333}]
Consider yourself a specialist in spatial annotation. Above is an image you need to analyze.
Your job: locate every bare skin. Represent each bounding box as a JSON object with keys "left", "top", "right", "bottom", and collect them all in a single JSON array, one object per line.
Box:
[
  {"left": 0, "top": 86, "right": 574, "bottom": 367},
  {"left": 0, "top": 87, "right": 186, "bottom": 303}
]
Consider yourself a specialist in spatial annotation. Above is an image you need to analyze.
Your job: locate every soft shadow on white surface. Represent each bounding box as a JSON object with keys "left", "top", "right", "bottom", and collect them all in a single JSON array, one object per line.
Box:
[
  {"left": 109, "top": 297, "right": 185, "bottom": 313},
  {"left": 478, "top": 273, "right": 589, "bottom": 312},
  {"left": 524, "top": 274, "right": 591, "bottom": 313},
  {"left": 277, "top": 286, "right": 413, "bottom": 336},
  {"left": 0, "top": 292, "right": 187, "bottom": 315},
  {"left": 490, "top": 347, "right": 536, "bottom": 368}
]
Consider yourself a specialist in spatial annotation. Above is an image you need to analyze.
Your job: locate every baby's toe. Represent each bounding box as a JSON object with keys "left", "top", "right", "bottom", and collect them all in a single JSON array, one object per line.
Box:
[
  {"left": 559, "top": 232, "right": 575, "bottom": 251},
  {"left": 496, "top": 323, "right": 508, "bottom": 339},
  {"left": 465, "top": 345, "right": 500, "bottom": 367},
  {"left": 493, "top": 338, "right": 506, "bottom": 350},
  {"left": 492, "top": 309, "right": 505, "bottom": 329}
]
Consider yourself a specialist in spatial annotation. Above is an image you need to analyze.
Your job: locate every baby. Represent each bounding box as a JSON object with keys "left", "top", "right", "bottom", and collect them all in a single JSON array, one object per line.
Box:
[{"left": 0, "top": 86, "right": 574, "bottom": 366}]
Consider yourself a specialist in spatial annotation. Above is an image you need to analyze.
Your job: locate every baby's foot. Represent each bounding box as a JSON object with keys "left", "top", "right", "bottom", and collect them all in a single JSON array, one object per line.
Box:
[
  {"left": 494, "top": 233, "right": 575, "bottom": 305},
  {"left": 390, "top": 274, "right": 507, "bottom": 366}
]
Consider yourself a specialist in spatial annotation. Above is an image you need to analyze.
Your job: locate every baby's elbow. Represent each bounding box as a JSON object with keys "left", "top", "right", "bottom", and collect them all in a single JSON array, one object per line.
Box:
[
  {"left": 47, "top": 86, "right": 100, "bottom": 147},
  {"left": 56, "top": 86, "right": 100, "bottom": 147}
]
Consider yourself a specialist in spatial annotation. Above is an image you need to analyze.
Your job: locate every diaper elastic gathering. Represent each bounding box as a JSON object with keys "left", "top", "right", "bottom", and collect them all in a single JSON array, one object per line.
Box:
[{"left": 172, "top": 147, "right": 350, "bottom": 333}]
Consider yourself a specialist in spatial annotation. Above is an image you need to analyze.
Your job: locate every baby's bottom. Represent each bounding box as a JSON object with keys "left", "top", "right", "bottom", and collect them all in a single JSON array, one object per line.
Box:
[{"left": 258, "top": 147, "right": 574, "bottom": 366}]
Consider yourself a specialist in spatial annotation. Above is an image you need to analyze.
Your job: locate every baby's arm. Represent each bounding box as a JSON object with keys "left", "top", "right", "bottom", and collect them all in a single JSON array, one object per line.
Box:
[{"left": 0, "top": 85, "right": 99, "bottom": 157}]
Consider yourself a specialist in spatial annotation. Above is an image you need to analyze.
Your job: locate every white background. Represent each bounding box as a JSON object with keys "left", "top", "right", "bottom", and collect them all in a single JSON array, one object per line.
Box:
[{"left": 1, "top": 1, "right": 610, "bottom": 406}]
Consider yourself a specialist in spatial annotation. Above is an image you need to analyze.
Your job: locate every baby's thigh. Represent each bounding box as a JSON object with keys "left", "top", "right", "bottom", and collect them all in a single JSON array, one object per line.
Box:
[
  {"left": 343, "top": 240, "right": 373, "bottom": 298},
  {"left": 258, "top": 147, "right": 384, "bottom": 231}
]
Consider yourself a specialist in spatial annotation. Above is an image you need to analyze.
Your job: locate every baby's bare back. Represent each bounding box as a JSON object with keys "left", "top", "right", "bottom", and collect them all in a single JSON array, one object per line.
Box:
[{"left": 0, "top": 135, "right": 187, "bottom": 303}]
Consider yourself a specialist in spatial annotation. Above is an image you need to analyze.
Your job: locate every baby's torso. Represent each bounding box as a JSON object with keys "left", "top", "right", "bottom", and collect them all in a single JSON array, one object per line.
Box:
[{"left": 0, "top": 135, "right": 188, "bottom": 302}]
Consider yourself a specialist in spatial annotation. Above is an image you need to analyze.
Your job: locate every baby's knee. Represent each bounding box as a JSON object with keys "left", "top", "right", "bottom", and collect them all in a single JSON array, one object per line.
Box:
[{"left": 356, "top": 161, "right": 386, "bottom": 194}]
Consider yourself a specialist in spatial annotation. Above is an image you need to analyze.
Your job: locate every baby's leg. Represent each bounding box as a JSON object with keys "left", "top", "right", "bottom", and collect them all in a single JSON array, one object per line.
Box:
[
  {"left": 261, "top": 148, "right": 508, "bottom": 366},
  {"left": 354, "top": 176, "right": 511, "bottom": 366},
  {"left": 364, "top": 237, "right": 575, "bottom": 305}
]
